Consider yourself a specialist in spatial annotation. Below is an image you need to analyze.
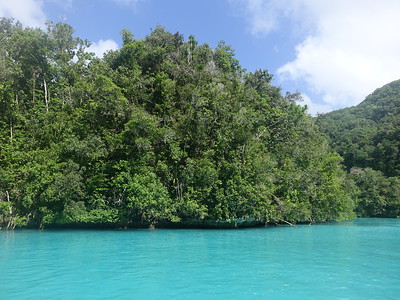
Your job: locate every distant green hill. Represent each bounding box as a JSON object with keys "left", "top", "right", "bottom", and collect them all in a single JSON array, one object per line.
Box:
[
  {"left": 317, "top": 80, "right": 400, "bottom": 177},
  {"left": 317, "top": 80, "right": 400, "bottom": 217}
]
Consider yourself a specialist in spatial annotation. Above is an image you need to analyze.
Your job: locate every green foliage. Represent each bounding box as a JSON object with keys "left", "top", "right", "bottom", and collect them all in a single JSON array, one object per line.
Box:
[
  {"left": 0, "top": 18, "right": 357, "bottom": 229},
  {"left": 317, "top": 80, "right": 400, "bottom": 177},
  {"left": 317, "top": 80, "right": 400, "bottom": 217},
  {"left": 349, "top": 168, "right": 400, "bottom": 217}
]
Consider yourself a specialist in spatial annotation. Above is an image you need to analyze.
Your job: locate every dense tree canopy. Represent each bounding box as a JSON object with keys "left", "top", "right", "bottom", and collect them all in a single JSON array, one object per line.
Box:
[
  {"left": 0, "top": 18, "right": 360, "bottom": 229},
  {"left": 317, "top": 80, "right": 400, "bottom": 217}
]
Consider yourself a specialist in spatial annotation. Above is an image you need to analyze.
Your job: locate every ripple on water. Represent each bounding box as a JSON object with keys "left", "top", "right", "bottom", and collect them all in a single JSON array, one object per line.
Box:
[{"left": 0, "top": 219, "right": 399, "bottom": 299}]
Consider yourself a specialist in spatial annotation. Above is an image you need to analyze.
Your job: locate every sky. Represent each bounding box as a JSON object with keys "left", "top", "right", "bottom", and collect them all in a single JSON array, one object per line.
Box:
[{"left": 1, "top": 0, "right": 400, "bottom": 115}]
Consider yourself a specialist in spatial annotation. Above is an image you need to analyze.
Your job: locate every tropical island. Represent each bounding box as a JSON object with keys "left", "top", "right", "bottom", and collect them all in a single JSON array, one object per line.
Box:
[{"left": 0, "top": 18, "right": 399, "bottom": 229}]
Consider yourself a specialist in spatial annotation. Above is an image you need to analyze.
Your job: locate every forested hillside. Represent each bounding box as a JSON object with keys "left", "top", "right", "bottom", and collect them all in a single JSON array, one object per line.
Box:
[
  {"left": 317, "top": 80, "right": 400, "bottom": 217},
  {"left": 0, "top": 18, "right": 355, "bottom": 229}
]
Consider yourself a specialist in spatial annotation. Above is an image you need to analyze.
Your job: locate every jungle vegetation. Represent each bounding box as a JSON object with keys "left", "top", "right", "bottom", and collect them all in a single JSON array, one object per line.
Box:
[
  {"left": 317, "top": 80, "right": 400, "bottom": 218},
  {"left": 0, "top": 18, "right": 397, "bottom": 229}
]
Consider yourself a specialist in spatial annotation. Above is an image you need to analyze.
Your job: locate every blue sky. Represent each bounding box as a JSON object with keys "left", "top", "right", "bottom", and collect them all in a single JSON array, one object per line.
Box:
[{"left": 1, "top": 0, "right": 400, "bottom": 115}]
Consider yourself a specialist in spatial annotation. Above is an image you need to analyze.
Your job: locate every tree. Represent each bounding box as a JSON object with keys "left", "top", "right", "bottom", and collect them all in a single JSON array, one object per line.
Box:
[{"left": 0, "top": 19, "right": 358, "bottom": 229}]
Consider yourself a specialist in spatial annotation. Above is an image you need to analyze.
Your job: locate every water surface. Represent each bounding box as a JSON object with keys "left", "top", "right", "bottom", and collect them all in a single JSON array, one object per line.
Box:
[{"left": 1, "top": 218, "right": 399, "bottom": 299}]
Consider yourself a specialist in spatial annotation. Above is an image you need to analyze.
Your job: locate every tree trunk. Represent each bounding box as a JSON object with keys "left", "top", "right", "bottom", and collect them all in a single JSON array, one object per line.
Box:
[
  {"left": 32, "top": 76, "right": 36, "bottom": 103},
  {"left": 10, "top": 118, "right": 13, "bottom": 140},
  {"left": 44, "top": 77, "right": 48, "bottom": 112},
  {"left": 5, "top": 191, "right": 15, "bottom": 230}
]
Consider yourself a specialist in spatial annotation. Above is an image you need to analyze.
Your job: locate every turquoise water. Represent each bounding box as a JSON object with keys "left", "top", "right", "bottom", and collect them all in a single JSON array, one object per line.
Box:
[{"left": 0, "top": 219, "right": 399, "bottom": 299}]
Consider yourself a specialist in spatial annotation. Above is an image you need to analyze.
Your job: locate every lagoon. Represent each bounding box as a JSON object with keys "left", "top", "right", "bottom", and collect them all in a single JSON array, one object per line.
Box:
[{"left": 1, "top": 218, "right": 399, "bottom": 299}]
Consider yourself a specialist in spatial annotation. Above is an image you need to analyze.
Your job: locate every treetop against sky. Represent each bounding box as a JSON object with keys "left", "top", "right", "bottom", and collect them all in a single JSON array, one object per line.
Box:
[{"left": 1, "top": 0, "right": 400, "bottom": 115}]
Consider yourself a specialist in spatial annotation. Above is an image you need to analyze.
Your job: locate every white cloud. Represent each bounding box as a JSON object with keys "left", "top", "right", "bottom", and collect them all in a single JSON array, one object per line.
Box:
[
  {"left": 231, "top": 0, "right": 280, "bottom": 36},
  {"left": 87, "top": 39, "right": 119, "bottom": 58},
  {"left": 0, "top": 0, "right": 46, "bottom": 28},
  {"left": 235, "top": 0, "right": 400, "bottom": 110},
  {"left": 301, "top": 93, "right": 333, "bottom": 116},
  {"left": 230, "top": 0, "right": 308, "bottom": 36}
]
